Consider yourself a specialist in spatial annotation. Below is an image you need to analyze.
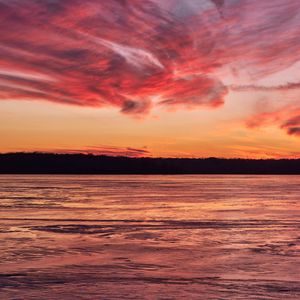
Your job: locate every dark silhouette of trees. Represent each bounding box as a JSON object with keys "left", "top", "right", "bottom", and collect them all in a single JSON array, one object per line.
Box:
[{"left": 0, "top": 152, "right": 300, "bottom": 174}]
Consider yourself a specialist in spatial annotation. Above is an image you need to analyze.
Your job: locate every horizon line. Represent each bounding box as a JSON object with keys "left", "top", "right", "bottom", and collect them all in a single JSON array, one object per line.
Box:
[{"left": 1, "top": 151, "right": 300, "bottom": 161}]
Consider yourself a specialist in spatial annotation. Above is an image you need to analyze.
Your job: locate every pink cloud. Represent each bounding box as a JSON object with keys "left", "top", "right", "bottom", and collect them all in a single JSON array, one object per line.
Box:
[
  {"left": 0, "top": 0, "right": 299, "bottom": 117},
  {"left": 281, "top": 115, "right": 300, "bottom": 137},
  {"left": 246, "top": 104, "right": 300, "bottom": 137}
]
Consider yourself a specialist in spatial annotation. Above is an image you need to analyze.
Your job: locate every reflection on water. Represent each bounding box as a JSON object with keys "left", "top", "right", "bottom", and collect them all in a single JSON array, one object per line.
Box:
[{"left": 0, "top": 175, "right": 299, "bottom": 299}]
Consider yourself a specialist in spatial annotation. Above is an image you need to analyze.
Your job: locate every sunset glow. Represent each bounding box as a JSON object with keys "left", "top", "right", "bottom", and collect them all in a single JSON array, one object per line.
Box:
[{"left": 1, "top": 0, "right": 300, "bottom": 158}]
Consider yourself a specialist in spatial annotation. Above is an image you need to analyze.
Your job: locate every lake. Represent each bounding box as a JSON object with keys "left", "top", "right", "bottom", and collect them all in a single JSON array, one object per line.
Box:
[{"left": 0, "top": 175, "right": 299, "bottom": 299}]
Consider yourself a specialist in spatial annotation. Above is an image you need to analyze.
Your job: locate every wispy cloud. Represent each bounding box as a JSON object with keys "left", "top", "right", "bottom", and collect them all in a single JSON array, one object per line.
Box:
[
  {"left": 15, "top": 145, "right": 151, "bottom": 158},
  {"left": 281, "top": 115, "right": 300, "bottom": 137},
  {"left": 0, "top": 0, "right": 300, "bottom": 121},
  {"left": 246, "top": 104, "right": 300, "bottom": 137}
]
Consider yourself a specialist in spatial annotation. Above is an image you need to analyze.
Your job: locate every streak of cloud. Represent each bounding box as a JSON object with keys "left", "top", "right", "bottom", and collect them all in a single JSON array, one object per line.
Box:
[
  {"left": 281, "top": 115, "right": 300, "bottom": 137},
  {"left": 0, "top": 0, "right": 300, "bottom": 119},
  {"left": 16, "top": 146, "right": 151, "bottom": 158},
  {"left": 246, "top": 105, "right": 300, "bottom": 137}
]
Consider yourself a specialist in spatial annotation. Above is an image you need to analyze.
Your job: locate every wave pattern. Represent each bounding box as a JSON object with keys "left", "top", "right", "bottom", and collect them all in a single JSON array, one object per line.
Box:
[{"left": 0, "top": 175, "right": 300, "bottom": 299}]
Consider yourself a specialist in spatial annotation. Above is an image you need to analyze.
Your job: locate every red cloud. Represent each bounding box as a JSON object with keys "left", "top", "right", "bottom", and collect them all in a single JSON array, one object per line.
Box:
[
  {"left": 0, "top": 0, "right": 300, "bottom": 116},
  {"left": 246, "top": 105, "right": 300, "bottom": 137},
  {"left": 281, "top": 115, "right": 300, "bottom": 137}
]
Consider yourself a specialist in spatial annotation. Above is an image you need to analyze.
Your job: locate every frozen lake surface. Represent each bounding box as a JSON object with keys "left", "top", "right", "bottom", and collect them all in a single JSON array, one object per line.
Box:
[{"left": 0, "top": 175, "right": 299, "bottom": 299}]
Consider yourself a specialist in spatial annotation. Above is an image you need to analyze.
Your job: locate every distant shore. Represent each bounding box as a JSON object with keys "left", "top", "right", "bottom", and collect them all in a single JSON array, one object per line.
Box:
[{"left": 0, "top": 153, "right": 300, "bottom": 174}]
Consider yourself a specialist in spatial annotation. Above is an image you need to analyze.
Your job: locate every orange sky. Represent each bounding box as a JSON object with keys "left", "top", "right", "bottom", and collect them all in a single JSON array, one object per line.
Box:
[{"left": 1, "top": 0, "right": 300, "bottom": 158}]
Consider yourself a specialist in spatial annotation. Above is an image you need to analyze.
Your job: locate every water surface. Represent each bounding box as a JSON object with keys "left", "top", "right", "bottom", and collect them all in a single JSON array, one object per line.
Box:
[{"left": 0, "top": 175, "right": 299, "bottom": 299}]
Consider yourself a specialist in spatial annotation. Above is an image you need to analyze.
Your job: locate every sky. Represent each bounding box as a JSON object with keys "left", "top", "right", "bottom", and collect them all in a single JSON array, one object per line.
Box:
[{"left": 0, "top": 0, "right": 300, "bottom": 158}]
